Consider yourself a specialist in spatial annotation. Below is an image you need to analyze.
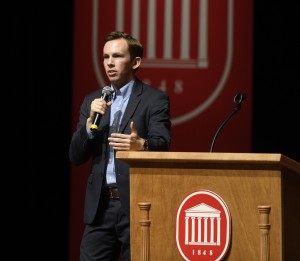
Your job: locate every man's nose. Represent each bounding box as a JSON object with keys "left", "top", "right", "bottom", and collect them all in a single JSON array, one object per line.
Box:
[{"left": 107, "top": 57, "right": 114, "bottom": 65}]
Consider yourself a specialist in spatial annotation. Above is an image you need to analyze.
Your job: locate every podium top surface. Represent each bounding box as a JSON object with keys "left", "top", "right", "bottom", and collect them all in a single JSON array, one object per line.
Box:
[{"left": 116, "top": 152, "right": 300, "bottom": 173}]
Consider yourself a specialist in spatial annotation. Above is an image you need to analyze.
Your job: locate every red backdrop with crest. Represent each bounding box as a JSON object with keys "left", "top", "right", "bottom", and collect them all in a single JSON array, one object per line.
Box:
[{"left": 70, "top": 0, "right": 253, "bottom": 260}]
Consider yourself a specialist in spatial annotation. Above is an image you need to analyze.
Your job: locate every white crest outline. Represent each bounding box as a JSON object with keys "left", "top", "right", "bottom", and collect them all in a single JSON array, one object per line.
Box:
[
  {"left": 91, "top": 0, "right": 234, "bottom": 126},
  {"left": 176, "top": 190, "right": 231, "bottom": 261}
]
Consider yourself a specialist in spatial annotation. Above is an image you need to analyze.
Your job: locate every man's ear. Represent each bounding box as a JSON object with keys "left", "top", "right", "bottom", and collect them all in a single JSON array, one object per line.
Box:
[{"left": 132, "top": 57, "right": 142, "bottom": 70}]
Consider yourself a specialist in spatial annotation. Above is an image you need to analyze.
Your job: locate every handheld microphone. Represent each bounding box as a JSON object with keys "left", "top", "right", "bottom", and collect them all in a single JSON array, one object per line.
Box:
[
  {"left": 209, "top": 93, "right": 247, "bottom": 152},
  {"left": 90, "top": 86, "right": 114, "bottom": 133}
]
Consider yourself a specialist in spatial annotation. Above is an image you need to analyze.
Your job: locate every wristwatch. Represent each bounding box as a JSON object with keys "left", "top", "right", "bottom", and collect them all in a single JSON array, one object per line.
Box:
[{"left": 143, "top": 139, "right": 149, "bottom": 151}]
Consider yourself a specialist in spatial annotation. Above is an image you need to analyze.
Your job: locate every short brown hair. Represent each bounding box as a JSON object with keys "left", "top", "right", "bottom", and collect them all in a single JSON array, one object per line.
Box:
[{"left": 104, "top": 31, "right": 143, "bottom": 60}]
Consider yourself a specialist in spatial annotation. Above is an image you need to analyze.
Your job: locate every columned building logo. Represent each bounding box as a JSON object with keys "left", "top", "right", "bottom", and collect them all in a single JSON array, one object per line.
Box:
[
  {"left": 176, "top": 190, "right": 231, "bottom": 261},
  {"left": 92, "top": 0, "right": 233, "bottom": 126},
  {"left": 185, "top": 203, "right": 221, "bottom": 246}
]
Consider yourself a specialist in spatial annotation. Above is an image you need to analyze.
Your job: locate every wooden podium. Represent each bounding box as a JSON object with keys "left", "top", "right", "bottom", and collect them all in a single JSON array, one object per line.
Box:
[{"left": 116, "top": 152, "right": 300, "bottom": 261}]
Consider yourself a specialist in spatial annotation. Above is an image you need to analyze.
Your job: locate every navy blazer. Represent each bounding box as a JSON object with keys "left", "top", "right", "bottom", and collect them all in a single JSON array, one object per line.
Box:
[{"left": 69, "top": 79, "right": 171, "bottom": 224}]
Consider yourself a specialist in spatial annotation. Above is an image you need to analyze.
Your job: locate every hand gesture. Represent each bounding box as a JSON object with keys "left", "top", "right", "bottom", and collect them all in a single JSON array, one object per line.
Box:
[{"left": 108, "top": 121, "right": 146, "bottom": 151}]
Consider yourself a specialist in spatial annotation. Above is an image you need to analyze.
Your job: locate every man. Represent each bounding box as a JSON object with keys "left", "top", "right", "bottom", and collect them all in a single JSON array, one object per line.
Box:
[{"left": 69, "top": 31, "right": 171, "bottom": 261}]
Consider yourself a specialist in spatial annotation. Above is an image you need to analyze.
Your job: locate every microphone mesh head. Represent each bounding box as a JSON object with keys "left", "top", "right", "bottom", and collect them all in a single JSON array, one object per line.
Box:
[{"left": 102, "top": 86, "right": 114, "bottom": 95}]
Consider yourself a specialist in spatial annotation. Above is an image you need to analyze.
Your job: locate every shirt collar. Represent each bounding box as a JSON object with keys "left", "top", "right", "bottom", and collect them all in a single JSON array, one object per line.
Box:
[{"left": 112, "top": 79, "right": 134, "bottom": 100}]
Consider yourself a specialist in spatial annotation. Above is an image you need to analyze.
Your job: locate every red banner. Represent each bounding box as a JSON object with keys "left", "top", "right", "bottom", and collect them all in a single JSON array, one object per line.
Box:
[{"left": 70, "top": 0, "right": 253, "bottom": 260}]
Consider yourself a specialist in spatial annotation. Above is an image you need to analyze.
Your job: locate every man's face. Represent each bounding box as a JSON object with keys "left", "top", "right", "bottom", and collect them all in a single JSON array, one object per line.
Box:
[{"left": 103, "top": 38, "right": 136, "bottom": 89}]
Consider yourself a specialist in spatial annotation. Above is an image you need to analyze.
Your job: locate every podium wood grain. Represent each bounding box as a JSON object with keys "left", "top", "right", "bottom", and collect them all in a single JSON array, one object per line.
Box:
[{"left": 116, "top": 152, "right": 300, "bottom": 261}]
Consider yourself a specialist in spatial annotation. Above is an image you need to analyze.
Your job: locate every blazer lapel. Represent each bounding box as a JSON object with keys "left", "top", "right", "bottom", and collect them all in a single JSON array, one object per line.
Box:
[{"left": 119, "top": 81, "right": 142, "bottom": 133}]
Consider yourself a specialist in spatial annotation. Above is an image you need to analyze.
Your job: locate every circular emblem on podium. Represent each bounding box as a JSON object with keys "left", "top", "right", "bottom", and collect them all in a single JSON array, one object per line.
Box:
[{"left": 176, "top": 190, "right": 231, "bottom": 261}]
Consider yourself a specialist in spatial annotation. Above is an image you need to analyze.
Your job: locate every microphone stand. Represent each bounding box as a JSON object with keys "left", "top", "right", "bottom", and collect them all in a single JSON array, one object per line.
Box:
[{"left": 210, "top": 93, "right": 246, "bottom": 152}]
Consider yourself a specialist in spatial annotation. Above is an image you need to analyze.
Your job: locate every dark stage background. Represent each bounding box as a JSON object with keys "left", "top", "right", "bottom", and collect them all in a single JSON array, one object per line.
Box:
[{"left": 15, "top": 1, "right": 299, "bottom": 260}]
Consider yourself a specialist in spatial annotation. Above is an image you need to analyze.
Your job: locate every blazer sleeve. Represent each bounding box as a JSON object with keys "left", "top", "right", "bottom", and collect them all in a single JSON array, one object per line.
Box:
[{"left": 129, "top": 83, "right": 172, "bottom": 151}]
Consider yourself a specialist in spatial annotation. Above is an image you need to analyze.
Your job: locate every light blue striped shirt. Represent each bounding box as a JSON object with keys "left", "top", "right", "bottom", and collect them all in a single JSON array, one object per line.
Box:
[{"left": 106, "top": 80, "right": 134, "bottom": 185}]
